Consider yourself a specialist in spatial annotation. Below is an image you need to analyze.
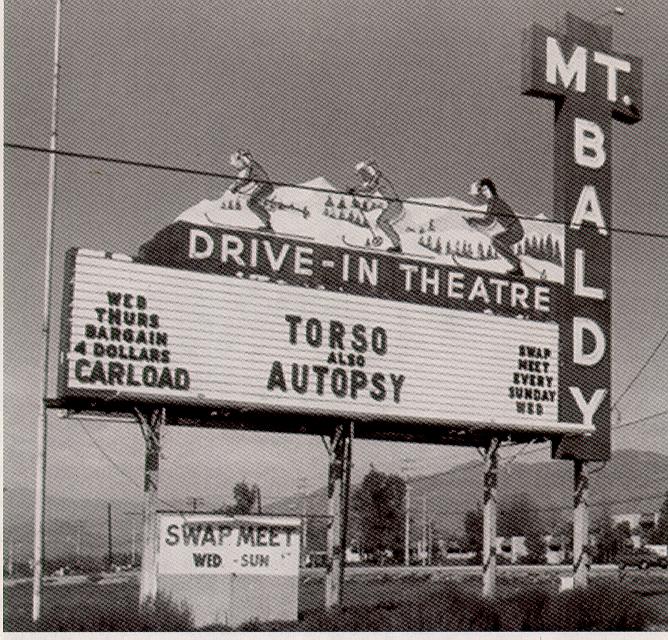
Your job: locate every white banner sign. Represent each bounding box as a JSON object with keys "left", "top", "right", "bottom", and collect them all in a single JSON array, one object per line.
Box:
[
  {"left": 58, "top": 249, "right": 592, "bottom": 434},
  {"left": 157, "top": 514, "right": 301, "bottom": 576}
]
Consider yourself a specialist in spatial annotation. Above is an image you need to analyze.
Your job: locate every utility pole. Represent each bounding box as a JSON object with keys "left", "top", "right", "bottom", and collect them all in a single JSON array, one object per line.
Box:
[
  {"left": 33, "top": 0, "right": 63, "bottom": 622},
  {"left": 125, "top": 511, "right": 142, "bottom": 567},
  {"left": 189, "top": 496, "right": 204, "bottom": 513},
  {"left": 402, "top": 458, "right": 414, "bottom": 567},
  {"left": 422, "top": 496, "right": 428, "bottom": 566},
  {"left": 107, "top": 502, "right": 113, "bottom": 571},
  {"left": 298, "top": 478, "right": 309, "bottom": 567},
  {"left": 253, "top": 485, "right": 262, "bottom": 514},
  {"left": 8, "top": 543, "right": 14, "bottom": 577},
  {"left": 75, "top": 525, "right": 81, "bottom": 566}
]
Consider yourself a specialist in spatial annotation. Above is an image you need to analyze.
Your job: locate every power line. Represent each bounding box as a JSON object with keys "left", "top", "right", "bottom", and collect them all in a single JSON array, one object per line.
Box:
[
  {"left": 77, "top": 419, "right": 138, "bottom": 487},
  {"left": 6, "top": 142, "right": 668, "bottom": 240},
  {"left": 612, "top": 329, "right": 668, "bottom": 409},
  {"left": 75, "top": 418, "right": 187, "bottom": 515},
  {"left": 612, "top": 408, "right": 668, "bottom": 432},
  {"left": 499, "top": 408, "right": 668, "bottom": 463}
]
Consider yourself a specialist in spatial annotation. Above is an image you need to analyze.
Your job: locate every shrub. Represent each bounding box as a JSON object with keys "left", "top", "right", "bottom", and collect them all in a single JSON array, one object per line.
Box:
[
  {"left": 540, "top": 583, "right": 649, "bottom": 631},
  {"left": 235, "top": 586, "right": 500, "bottom": 632},
  {"left": 499, "top": 588, "right": 551, "bottom": 631}
]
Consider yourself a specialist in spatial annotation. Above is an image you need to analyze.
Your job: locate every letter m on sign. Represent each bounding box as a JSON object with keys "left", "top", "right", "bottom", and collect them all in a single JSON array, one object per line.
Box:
[{"left": 520, "top": 13, "right": 643, "bottom": 462}]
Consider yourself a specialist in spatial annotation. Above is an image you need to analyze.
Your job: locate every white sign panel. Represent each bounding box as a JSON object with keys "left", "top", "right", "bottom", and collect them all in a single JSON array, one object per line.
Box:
[
  {"left": 158, "top": 513, "right": 301, "bottom": 576},
  {"left": 59, "top": 248, "right": 591, "bottom": 434}
]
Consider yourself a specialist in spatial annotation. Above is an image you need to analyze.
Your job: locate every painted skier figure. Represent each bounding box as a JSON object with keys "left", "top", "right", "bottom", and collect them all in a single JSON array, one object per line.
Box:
[
  {"left": 466, "top": 178, "right": 524, "bottom": 276},
  {"left": 349, "top": 160, "right": 403, "bottom": 253},
  {"left": 228, "top": 150, "right": 275, "bottom": 232}
]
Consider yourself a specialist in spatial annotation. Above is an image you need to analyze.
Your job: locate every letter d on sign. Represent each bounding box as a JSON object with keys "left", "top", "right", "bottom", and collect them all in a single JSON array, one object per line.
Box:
[
  {"left": 189, "top": 229, "right": 214, "bottom": 259},
  {"left": 573, "top": 317, "right": 606, "bottom": 366}
]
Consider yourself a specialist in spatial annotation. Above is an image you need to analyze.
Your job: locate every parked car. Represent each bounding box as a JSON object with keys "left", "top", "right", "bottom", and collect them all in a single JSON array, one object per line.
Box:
[{"left": 617, "top": 548, "right": 668, "bottom": 570}]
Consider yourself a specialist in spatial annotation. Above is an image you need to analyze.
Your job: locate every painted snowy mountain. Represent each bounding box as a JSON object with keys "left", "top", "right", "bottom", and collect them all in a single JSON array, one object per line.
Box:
[{"left": 173, "top": 177, "right": 564, "bottom": 283}]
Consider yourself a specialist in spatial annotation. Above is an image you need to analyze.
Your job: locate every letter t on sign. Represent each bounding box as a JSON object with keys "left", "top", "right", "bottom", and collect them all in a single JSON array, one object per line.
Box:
[{"left": 521, "top": 13, "right": 643, "bottom": 462}]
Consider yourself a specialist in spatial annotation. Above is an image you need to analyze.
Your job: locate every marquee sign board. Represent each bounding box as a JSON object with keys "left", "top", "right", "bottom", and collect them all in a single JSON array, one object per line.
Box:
[
  {"left": 57, "top": 232, "right": 591, "bottom": 437},
  {"left": 522, "top": 13, "right": 643, "bottom": 460}
]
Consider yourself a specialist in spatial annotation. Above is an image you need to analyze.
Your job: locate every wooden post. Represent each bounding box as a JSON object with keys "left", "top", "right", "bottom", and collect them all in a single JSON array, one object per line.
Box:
[
  {"left": 138, "top": 408, "right": 164, "bottom": 606},
  {"left": 324, "top": 425, "right": 346, "bottom": 609},
  {"left": 573, "top": 460, "right": 590, "bottom": 588},
  {"left": 482, "top": 438, "right": 499, "bottom": 598},
  {"left": 339, "top": 422, "right": 354, "bottom": 598}
]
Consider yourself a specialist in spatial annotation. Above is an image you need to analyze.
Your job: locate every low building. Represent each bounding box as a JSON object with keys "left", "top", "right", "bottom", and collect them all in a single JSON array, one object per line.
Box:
[{"left": 612, "top": 512, "right": 660, "bottom": 531}]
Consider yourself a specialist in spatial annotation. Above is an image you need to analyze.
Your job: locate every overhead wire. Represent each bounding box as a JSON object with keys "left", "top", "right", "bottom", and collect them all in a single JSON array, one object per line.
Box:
[
  {"left": 75, "top": 418, "right": 190, "bottom": 517},
  {"left": 5, "top": 142, "right": 668, "bottom": 240},
  {"left": 611, "top": 329, "right": 668, "bottom": 409}
]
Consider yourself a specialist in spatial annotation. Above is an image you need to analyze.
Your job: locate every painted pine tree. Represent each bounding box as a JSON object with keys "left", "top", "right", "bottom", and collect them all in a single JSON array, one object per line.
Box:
[{"left": 554, "top": 239, "right": 563, "bottom": 266}]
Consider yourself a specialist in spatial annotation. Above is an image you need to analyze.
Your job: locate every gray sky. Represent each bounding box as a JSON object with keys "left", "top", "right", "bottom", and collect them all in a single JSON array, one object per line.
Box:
[{"left": 4, "top": 0, "right": 667, "bottom": 506}]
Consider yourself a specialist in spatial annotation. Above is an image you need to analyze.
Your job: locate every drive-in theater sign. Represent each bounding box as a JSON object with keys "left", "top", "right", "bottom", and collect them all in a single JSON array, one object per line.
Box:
[
  {"left": 56, "top": 18, "right": 644, "bottom": 448},
  {"left": 49, "top": 10, "right": 644, "bottom": 619},
  {"left": 59, "top": 227, "right": 586, "bottom": 439}
]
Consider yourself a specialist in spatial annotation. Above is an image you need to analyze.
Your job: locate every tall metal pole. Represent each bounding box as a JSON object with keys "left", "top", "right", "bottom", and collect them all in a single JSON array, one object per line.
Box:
[
  {"left": 482, "top": 438, "right": 499, "bottom": 598},
  {"left": 33, "top": 0, "right": 63, "bottom": 621},
  {"left": 421, "top": 496, "right": 428, "bottom": 566},
  {"left": 299, "top": 479, "right": 308, "bottom": 567},
  {"left": 107, "top": 503, "right": 114, "bottom": 570},
  {"left": 573, "top": 460, "right": 590, "bottom": 588},
  {"left": 404, "top": 481, "right": 411, "bottom": 566}
]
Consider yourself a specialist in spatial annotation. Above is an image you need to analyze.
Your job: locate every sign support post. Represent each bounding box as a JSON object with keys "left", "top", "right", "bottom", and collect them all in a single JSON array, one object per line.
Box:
[
  {"left": 338, "top": 422, "right": 354, "bottom": 598},
  {"left": 573, "top": 460, "right": 590, "bottom": 587},
  {"left": 137, "top": 407, "right": 164, "bottom": 606},
  {"left": 324, "top": 424, "right": 347, "bottom": 609},
  {"left": 482, "top": 437, "right": 499, "bottom": 598}
]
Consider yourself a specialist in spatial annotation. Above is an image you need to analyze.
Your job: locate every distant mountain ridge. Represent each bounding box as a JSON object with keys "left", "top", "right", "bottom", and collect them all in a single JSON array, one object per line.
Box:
[
  {"left": 266, "top": 449, "right": 668, "bottom": 539},
  {"left": 4, "top": 449, "right": 666, "bottom": 561}
]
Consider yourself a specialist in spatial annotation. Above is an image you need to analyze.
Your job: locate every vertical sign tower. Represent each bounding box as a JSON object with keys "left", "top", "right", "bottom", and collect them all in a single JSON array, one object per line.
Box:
[
  {"left": 522, "top": 12, "right": 643, "bottom": 460},
  {"left": 522, "top": 12, "right": 642, "bottom": 586}
]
